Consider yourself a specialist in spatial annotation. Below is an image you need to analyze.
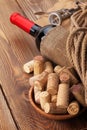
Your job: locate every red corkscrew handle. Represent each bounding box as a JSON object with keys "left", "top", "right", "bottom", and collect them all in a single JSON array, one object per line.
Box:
[{"left": 10, "top": 12, "right": 35, "bottom": 33}]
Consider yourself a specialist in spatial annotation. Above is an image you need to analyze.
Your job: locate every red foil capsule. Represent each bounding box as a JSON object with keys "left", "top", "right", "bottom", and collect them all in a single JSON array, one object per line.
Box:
[{"left": 10, "top": 12, "right": 35, "bottom": 33}]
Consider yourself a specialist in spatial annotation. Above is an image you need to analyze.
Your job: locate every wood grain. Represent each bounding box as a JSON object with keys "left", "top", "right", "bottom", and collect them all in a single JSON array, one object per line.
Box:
[
  {"left": 0, "top": 0, "right": 87, "bottom": 130},
  {"left": 0, "top": 86, "right": 17, "bottom": 130},
  {"left": 0, "top": 0, "right": 39, "bottom": 65},
  {"left": 16, "top": 0, "right": 58, "bottom": 20}
]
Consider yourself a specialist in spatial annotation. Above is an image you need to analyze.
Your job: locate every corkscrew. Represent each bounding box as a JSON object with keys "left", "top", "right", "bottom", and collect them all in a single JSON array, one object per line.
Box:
[{"left": 48, "top": 1, "right": 81, "bottom": 26}]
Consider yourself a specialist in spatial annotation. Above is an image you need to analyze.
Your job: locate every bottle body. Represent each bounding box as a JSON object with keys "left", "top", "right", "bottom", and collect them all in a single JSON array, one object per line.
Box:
[{"left": 40, "top": 25, "right": 71, "bottom": 66}]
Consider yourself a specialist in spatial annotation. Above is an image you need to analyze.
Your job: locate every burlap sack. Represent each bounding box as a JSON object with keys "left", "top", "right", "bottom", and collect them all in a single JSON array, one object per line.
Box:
[{"left": 35, "top": 0, "right": 79, "bottom": 66}]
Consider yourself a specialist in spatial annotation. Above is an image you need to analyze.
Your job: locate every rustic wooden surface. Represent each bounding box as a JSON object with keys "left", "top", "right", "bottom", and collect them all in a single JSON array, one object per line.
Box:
[{"left": 0, "top": 0, "right": 87, "bottom": 130}]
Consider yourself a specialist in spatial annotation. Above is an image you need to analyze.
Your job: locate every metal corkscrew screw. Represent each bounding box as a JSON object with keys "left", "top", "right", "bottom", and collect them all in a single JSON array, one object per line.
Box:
[{"left": 48, "top": 6, "right": 80, "bottom": 26}]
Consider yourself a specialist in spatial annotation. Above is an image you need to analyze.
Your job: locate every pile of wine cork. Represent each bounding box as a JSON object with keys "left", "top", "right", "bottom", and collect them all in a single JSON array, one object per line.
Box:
[{"left": 23, "top": 55, "right": 86, "bottom": 116}]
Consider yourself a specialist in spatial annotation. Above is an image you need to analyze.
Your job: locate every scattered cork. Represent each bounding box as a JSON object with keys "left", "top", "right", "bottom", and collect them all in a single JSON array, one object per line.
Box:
[
  {"left": 63, "top": 67, "right": 79, "bottom": 85},
  {"left": 24, "top": 55, "right": 85, "bottom": 116},
  {"left": 34, "top": 71, "right": 48, "bottom": 90},
  {"left": 29, "top": 71, "right": 48, "bottom": 87},
  {"left": 57, "top": 83, "right": 69, "bottom": 108},
  {"left": 67, "top": 101, "right": 80, "bottom": 115},
  {"left": 44, "top": 103, "right": 67, "bottom": 114},
  {"left": 59, "top": 71, "right": 70, "bottom": 83},
  {"left": 34, "top": 55, "right": 45, "bottom": 75},
  {"left": 47, "top": 73, "right": 59, "bottom": 95},
  {"left": 40, "top": 91, "right": 51, "bottom": 110},
  {"left": 51, "top": 95, "right": 57, "bottom": 103},
  {"left": 70, "top": 84, "right": 86, "bottom": 107},
  {"left": 34, "top": 81, "right": 44, "bottom": 91},
  {"left": 54, "top": 66, "right": 79, "bottom": 85},
  {"left": 23, "top": 60, "right": 34, "bottom": 73},
  {"left": 29, "top": 74, "right": 40, "bottom": 87},
  {"left": 54, "top": 65, "right": 65, "bottom": 74},
  {"left": 44, "top": 61, "right": 53, "bottom": 73},
  {"left": 34, "top": 86, "right": 41, "bottom": 104}
]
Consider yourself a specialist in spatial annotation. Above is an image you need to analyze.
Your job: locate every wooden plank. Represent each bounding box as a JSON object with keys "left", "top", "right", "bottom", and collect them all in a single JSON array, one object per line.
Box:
[
  {"left": 16, "top": 0, "right": 58, "bottom": 20},
  {"left": 0, "top": 0, "right": 87, "bottom": 130},
  {"left": 16, "top": 0, "right": 87, "bottom": 21},
  {"left": 0, "top": 0, "right": 39, "bottom": 65},
  {"left": 0, "top": 25, "right": 34, "bottom": 130},
  {"left": 0, "top": 85, "right": 17, "bottom": 130}
]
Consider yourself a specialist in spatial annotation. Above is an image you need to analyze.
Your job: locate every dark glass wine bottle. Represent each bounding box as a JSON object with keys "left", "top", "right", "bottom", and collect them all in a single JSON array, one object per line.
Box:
[
  {"left": 10, "top": 12, "right": 72, "bottom": 67},
  {"left": 10, "top": 12, "right": 55, "bottom": 50}
]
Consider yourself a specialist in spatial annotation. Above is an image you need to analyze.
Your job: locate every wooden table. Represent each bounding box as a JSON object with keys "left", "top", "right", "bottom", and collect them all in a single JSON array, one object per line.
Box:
[{"left": 0, "top": 0, "right": 87, "bottom": 130}]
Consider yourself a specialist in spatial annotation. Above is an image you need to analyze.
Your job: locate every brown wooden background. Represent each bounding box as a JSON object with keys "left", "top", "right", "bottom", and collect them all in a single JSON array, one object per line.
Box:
[{"left": 0, "top": 0, "right": 87, "bottom": 130}]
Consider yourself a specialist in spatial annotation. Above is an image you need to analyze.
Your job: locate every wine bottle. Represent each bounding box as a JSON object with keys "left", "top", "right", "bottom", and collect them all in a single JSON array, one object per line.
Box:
[
  {"left": 10, "top": 12, "right": 72, "bottom": 67},
  {"left": 10, "top": 12, "right": 55, "bottom": 50}
]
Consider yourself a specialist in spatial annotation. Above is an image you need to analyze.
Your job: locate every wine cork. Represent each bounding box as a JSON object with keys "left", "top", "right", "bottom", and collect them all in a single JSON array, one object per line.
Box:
[
  {"left": 54, "top": 65, "right": 66, "bottom": 75},
  {"left": 67, "top": 101, "right": 80, "bottom": 115},
  {"left": 23, "top": 60, "right": 34, "bottom": 73},
  {"left": 70, "top": 84, "right": 86, "bottom": 106},
  {"left": 44, "top": 103, "right": 67, "bottom": 114},
  {"left": 51, "top": 95, "right": 57, "bottom": 103},
  {"left": 62, "top": 67, "right": 79, "bottom": 85},
  {"left": 34, "top": 86, "right": 41, "bottom": 104},
  {"left": 47, "top": 73, "right": 59, "bottom": 95},
  {"left": 34, "top": 71, "right": 48, "bottom": 90},
  {"left": 40, "top": 91, "right": 51, "bottom": 110},
  {"left": 29, "top": 75, "right": 40, "bottom": 86},
  {"left": 54, "top": 66, "right": 79, "bottom": 85},
  {"left": 29, "top": 71, "right": 48, "bottom": 87},
  {"left": 56, "top": 83, "right": 69, "bottom": 108},
  {"left": 44, "top": 61, "right": 53, "bottom": 73},
  {"left": 34, "top": 55, "right": 45, "bottom": 75},
  {"left": 34, "top": 81, "right": 44, "bottom": 91},
  {"left": 59, "top": 71, "right": 70, "bottom": 83}
]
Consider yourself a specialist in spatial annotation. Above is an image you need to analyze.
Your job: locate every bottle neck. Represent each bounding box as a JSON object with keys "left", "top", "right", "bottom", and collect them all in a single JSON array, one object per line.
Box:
[
  {"left": 30, "top": 24, "right": 41, "bottom": 37},
  {"left": 10, "top": 12, "right": 41, "bottom": 37}
]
